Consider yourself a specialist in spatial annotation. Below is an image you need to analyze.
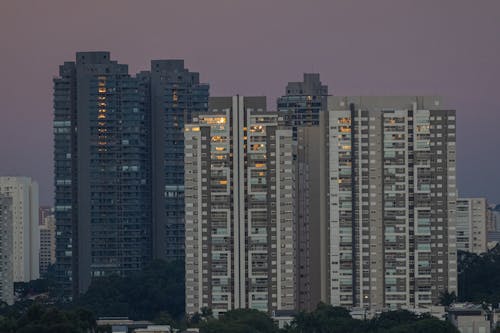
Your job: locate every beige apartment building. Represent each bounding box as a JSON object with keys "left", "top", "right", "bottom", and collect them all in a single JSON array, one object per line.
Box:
[
  {"left": 297, "top": 96, "right": 457, "bottom": 311},
  {"left": 184, "top": 96, "right": 296, "bottom": 317},
  {"left": 0, "top": 177, "right": 39, "bottom": 283},
  {"left": 456, "top": 198, "right": 488, "bottom": 254}
]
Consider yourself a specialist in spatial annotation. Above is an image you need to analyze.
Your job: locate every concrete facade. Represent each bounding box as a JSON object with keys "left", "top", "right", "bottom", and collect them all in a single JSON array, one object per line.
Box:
[
  {"left": 298, "top": 96, "right": 457, "bottom": 311},
  {"left": 0, "top": 176, "right": 39, "bottom": 283},
  {"left": 184, "top": 96, "right": 296, "bottom": 316},
  {"left": 39, "top": 209, "right": 56, "bottom": 276},
  {"left": 456, "top": 198, "right": 488, "bottom": 254},
  {"left": 54, "top": 52, "right": 152, "bottom": 297},
  {"left": 0, "top": 195, "right": 13, "bottom": 305},
  {"left": 149, "top": 60, "right": 209, "bottom": 262}
]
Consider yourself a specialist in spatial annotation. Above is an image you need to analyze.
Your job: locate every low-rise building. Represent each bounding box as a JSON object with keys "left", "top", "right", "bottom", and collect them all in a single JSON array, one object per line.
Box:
[
  {"left": 135, "top": 325, "right": 173, "bottom": 333},
  {"left": 448, "top": 303, "right": 491, "bottom": 333}
]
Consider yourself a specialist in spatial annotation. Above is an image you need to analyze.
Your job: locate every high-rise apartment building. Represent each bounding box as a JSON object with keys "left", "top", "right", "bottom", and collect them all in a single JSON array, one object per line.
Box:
[
  {"left": 54, "top": 52, "right": 208, "bottom": 298},
  {"left": 39, "top": 209, "right": 56, "bottom": 276},
  {"left": 39, "top": 206, "right": 53, "bottom": 225},
  {"left": 54, "top": 52, "right": 152, "bottom": 297},
  {"left": 297, "top": 96, "right": 457, "bottom": 311},
  {"left": 277, "top": 73, "right": 329, "bottom": 311},
  {"left": 184, "top": 96, "right": 296, "bottom": 316},
  {"left": 150, "top": 60, "right": 209, "bottom": 261},
  {"left": 0, "top": 194, "right": 13, "bottom": 305},
  {"left": 0, "top": 177, "right": 39, "bottom": 282},
  {"left": 456, "top": 198, "right": 488, "bottom": 254},
  {"left": 277, "top": 73, "right": 328, "bottom": 134}
]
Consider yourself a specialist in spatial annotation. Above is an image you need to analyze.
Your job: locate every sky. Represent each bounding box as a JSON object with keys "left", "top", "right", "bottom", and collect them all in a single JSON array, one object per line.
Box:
[{"left": 0, "top": 0, "right": 499, "bottom": 205}]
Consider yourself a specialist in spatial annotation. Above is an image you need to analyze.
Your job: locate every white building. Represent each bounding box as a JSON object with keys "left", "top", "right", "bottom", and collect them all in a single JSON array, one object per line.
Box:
[
  {"left": 184, "top": 96, "right": 296, "bottom": 316},
  {"left": 0, "top": 195, "right": 14, "bottom": 304},
  {"left": 39, "top": 209, "right": 56, "bottom": 276},
  {"left": 456, "top": 198, "right": 488, "bottom": 254},
  {"left": 0, "top": 177, "right": 40, "bottom": 282}
]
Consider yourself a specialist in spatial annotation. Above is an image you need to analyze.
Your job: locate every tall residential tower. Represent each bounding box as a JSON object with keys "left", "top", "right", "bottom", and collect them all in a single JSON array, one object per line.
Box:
[
  {"left": 298, "top": 96, "right": 457, "bottom": 311},
  {"left": 150, "top": 60, "right": 209, "bottom": 261},
  {"left": 54, "top": 52, "right": 152, "bottom": 297},
  {"left": 184, "top": 96, "right": 296, "bottom": 316},
  {"left": 0, "top": 194, "right": 13, "bottom": 305},
  {"left": 0, "top": 177, "right": 39, "bottom": 283},
  {"left": 456, "top": 198, "right": 488, "bottom": 254}
]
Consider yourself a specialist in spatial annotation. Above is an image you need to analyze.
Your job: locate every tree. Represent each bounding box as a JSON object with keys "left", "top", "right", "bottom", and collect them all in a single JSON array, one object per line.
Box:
[
  {"left": 439, "top": 289, "right": 457, "bottom": 307},
  {"left": 458, "top": 245, "right": 500, "bottom": 306},
  {"left": 75, "top": 259, "right": 185, "bottom": 320},
  {"left": 200, "top": 309, "right": 279, "bottom": 333}
]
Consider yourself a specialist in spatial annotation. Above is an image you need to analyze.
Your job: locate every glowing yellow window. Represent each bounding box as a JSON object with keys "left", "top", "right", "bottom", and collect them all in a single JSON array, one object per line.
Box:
[
  {"left": 205, "top": 117, "right": 227, "bottom": 125},
  {"left": 98, "top": 88, "right": 106, "bottom": 93},
  {"left": 255, "top": 163, "right": 265, "bottom": 168},
  {"left": 219, "top": 180, "right": 228, "bottom": 185},
  {"left": 215, "top": 147, "right": 225, "bottom": 151}
]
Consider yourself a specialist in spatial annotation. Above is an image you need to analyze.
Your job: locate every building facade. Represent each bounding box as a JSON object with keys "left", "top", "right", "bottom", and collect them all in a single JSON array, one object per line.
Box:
[
  {"left": 185, "top": 96, "right": 296, "bottom": 316},
  {"left": 297, "top": 96, "right": 457, "bottom": 311},
  {"left": 150, "top": 60, "right": 209, "bottom": 261},
  {"left": 456, "top": 198, "right": 488, "bottom": 254},
  {"left": 39, "top": 209, "right": 56, "bottom": 276},
  {"left": 277, "top": 73, "right": 328, "bottom": 135},
  {"left": 0, "top": 194, "right": 13, "bottom": 305},
  {"left": 278, "top": 73, "right": 329, "bottom": 311},
  {"left": 0, "top": 176, "right": 39, "bottom": 282},
  {"left": 54, "top": 52, "right": 152, "bottom": 297}
]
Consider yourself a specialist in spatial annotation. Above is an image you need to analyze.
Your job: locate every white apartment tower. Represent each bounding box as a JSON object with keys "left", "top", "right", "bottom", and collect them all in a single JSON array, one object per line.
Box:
[
  {"left": 39, "top": 210, "right": 56, "bottom": 276},
  {"left": 0, "top": 195, "right": 14, "bottom": 304},
  {"left": 298, "top": 96, "right": 457, "bottom": 311},
  {"left": 456, "top": 198, "right": 488, "bottom": 254},
  {"left": 0, "top": 177, "right": 40, "bottom": 282},
  {"left": 184, "top": 96, "right": 296, "bottom": 317}
]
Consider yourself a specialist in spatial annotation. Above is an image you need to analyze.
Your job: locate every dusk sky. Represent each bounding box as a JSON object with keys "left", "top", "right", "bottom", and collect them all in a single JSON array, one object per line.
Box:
[{"left": 1, "top": 0, "right": 499, "bottom": 205}]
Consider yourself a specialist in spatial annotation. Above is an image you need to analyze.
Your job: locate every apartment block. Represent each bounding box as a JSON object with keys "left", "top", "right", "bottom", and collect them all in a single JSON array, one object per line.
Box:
[
  {"left": 0, "top": 176, "right": 39, "bottom": 282},
  {"left": 456, "top": 198, "right": 488, "bottom": 254},
  {"left": 54, "top": 52, "right": 152, "bottom": 297},
  {"left": 150, "top": 60, "right": 209, "bottom": 261},
  {"left": 0, "top": 195, "right": 13, "bottom": 305},
  {"left": 297, "top": 96, "right": 457, "bottom": 311},
  {"left": 184, "top": 96, "right": 296, "bottom": 316},
  {"left": 39, "top": 209, "right": 56, "bottom": 276},
  {"left": 277, "top": 73, "right": 328, "bottom": 135}
]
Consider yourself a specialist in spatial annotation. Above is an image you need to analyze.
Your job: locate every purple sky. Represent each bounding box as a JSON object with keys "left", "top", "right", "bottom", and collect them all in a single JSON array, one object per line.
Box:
[{"left": 1, "top": 0, "right": 499, "bottom": 205}]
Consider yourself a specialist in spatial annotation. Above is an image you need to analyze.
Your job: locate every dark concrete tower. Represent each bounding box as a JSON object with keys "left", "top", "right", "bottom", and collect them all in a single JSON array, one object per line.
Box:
[
  {"left": 150, "top": 60, "right": 209, "bottom": 261},
  {"left": 54, "top": 52, "right": 152, "bottom": 298}
]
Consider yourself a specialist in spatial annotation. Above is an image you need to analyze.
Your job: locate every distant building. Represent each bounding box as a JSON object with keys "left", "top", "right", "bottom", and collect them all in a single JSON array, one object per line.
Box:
[
  {"left": 149, "top": 60, "right": 209, "bottom": 262},
  {"left": 277, "top": 73, "right": 328, "bottom": 136},
  {"left": 278, "top": 73, "right": 329, "bottom": 311},
  {"left": 135, "top": 325, "right": 173, "bottom": 333},
  {"left": 456, "top": 198, "right": 488, "bottom": 254},
  {"left": 39, "top": 206, "right": 52, "bottom": 226},
  {"left": 0, "top": 194, "right": 13, "bottom": 305},
  {"left": 0, "top": 177, "right": 39, "bottom": 282},
  {"left": 54, "top": 52, "right": 153, "bottom": 298},
  {"left": 185, "top": 96, "right": 296, "bottom": 316},
  {"left": 297, "top": 96, "right": 457, "bottom": 311},
  {"left": 489, "top": 204, "right": 500, "bottom": 231},
  {"left": 39, "top": 208, "right": 56, "bottom": 276},
  {"left": 54, "top": 52, "right": 208, "bottom": 299},
  {"left": 448, "top": 303, "right": 491, "bottom": 333}
]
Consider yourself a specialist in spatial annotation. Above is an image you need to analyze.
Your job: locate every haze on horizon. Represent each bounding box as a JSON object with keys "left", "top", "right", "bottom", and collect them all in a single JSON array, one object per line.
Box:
[{"left": 0, "top": 0, "right": 499, "bottom": 205}]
